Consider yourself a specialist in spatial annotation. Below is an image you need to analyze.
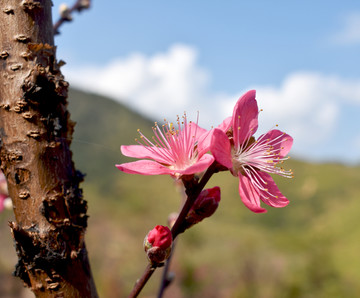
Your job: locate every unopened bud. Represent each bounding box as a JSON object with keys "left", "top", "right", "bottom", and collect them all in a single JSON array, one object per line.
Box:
[
  {"left": 59, "top": 4, "right": 72, "bottom": 21},
  {"left": 144, "top": 225, "right": 172, "bottom": 264},
  {"left": 186, "top": 186, "right": 221, "bottom": 226},
  {"left": 79, "top": 0, "right": 91, "bottom": 9}
]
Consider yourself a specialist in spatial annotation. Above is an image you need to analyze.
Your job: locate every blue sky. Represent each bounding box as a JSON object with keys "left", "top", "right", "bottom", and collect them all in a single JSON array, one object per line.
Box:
[{"left": 53, "top": 1, "right": 360, "bottom": 164}]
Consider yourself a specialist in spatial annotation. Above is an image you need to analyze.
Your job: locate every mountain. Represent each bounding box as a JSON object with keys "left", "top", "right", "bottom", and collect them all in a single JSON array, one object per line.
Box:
[{"left": 68, "top": 88, "right": 155, "bottom": 194}]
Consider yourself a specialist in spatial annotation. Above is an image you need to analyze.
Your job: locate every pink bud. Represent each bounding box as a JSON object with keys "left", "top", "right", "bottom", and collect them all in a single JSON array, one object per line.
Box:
[
  {"left": 147, "top": 225, "right": 172, "bottom": 249},
  {"left": 186, "top": 186, "right": 221, "bottom": 226},
  {"left": 144, "top": 225, "right": 172, "bottom": 264}
]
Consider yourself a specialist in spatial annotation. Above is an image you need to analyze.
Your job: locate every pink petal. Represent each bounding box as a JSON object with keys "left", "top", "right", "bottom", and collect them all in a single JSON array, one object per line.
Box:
[
  {"left": 209, "top": 129, "right": 233, "bottom": 169},
  {"left": 121, "top": 145, "right": 170, "bottom": 164},
  {"left": 186, "top": 122, "right": 208, "bottom": 141},
  {"left": 258, "top": 172, "right": 289, "bottom": 208},
  {"left": 232, "top": 90, "right": 259, "bottom": 146},
  {"left": 197, "top": 130, "right": 212, "bottom": 157},
  {"left": 217, "top": 116, "right": 232, "bottom": 132},
  {"left": 258, "top": 129, "right": 293, "bottom": 158},
  {"left": 116, "top": 160, "right": 172, "bottom": 175},
  {"left": 179, "top": 154, "right": 214, "bottom": 175},
  {"left": 238, "top": 174, "right": 267, "bottom": 213}
]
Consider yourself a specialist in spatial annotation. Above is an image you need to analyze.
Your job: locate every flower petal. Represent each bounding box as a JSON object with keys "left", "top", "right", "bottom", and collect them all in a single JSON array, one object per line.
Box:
[
  {"left": 217, "top": 116, "right": 232, "bottom": 132},
  {"left": 232, "top": 90, "right": 259, "bottom": 146},
  {"left": 116, "top": 160, "right": 172, "bottom": 175},
  {"left": 185, "top": 122, "right": 208, "bottom": 141},
  {"left": 197, "top": 130, "right": 212, "bottom": 157},
  {"left": 238, "top": 174, "right": 267, "bottom": 213},
  {"left": 179, "top": 154, "right": 214, "bottom": 175},
  {"left": 209, "top": 129, "right": 233, "bottom": 169},
  {"left": 259, "top": 129, "right": 293, "bottom": 158},
  {"left": 258, "top": 172, "right": 289, "bottom": 208},
  {"left": 121, "top": 145, "right": 170, "bottom": 164}
]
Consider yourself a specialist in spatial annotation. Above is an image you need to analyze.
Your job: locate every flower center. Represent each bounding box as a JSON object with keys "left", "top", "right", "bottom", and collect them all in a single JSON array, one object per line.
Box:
[
  {"left": 231, "top": 134, "right": 293, "bottom": 179},
  {"left": 136, "top": 114, "right": 199, "bottom": 170}
]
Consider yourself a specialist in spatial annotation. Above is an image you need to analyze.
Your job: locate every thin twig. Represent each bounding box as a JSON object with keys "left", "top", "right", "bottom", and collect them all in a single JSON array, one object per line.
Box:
[
  {"left": 157, "top": 240, "right": 177, "bottom": 298},
  {"left": 157, "top": 161, "right": 224, "bottom": 297},
  {"left": 171, "top": 161, "right": 220, "bottom": 239},
  {"left": 128, "top": 161, "right": 222, "bottom": 297},
  {"left": 128, "top": 264, "right": 157, "bottom": 298},
  {"left": 53, "top": 0, "right": 91, "bottom": 35}
]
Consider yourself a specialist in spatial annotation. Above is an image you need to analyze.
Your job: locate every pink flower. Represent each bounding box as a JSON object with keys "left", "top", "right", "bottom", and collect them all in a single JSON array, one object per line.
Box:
[
  {"left": 116, "top": 114, "right": 214, "bottom": 178},
  {"left": 209, "top": 90, "right": 293, "bottom": 213},
  {"left": 144, "top": 225, "right": 172, "bottom": 264}
]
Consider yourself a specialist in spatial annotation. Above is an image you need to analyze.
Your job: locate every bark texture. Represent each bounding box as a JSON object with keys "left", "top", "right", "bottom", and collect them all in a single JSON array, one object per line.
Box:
[{"left": 0, "top": 1, "right": 98, "bottom": 296}]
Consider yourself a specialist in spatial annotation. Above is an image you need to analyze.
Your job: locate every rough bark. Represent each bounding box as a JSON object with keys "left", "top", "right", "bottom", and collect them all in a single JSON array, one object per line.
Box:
[{"left": 0, "top": 1, "right": 98, "bottom": 296}]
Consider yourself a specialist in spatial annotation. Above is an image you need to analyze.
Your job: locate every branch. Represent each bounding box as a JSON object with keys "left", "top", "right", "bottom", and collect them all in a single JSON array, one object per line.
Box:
[
  {"left": 53, "top": 0, "right": 91, "bottom": 35},
  {"left": 128, "top": 161, "right": 222, "bottom": 297},
  {"left": 0, "top": 1, "right": 97, "bottom": 296},
  {"left": 128, "top": 264, "right": 157, "bottom": 298}
]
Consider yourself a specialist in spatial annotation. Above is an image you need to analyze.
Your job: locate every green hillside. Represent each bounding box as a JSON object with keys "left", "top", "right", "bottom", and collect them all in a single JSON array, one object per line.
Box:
[
  {"left": 1, "top": 89, "right": 360, "bottom": 297},
  {"left": 67, "top": 88, "right": 155, "bottom": 195}
]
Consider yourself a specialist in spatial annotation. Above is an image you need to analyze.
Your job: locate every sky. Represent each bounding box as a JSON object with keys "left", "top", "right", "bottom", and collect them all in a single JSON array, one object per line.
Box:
[{"left": 52, "top": 1, "right": 360, "bottom": 164}]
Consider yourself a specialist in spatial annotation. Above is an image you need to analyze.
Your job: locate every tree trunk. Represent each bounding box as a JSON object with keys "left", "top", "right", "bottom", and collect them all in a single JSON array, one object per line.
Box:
[{"left": 0, "top": 1, "right": 98, "bottom": 296}]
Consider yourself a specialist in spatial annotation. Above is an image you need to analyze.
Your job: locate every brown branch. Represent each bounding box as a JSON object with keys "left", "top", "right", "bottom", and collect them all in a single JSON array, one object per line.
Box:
[
  {"left": 128, "top": 264, "right": 157, "bottom": 298},
  {"left": 128, "top": 161, "right": 222, "bottom": 297},
  {"left": 0, "top": 0, "right": 97, "bottom": 296},
  {"left": 53, "top": 0, "right": 91, "bottom": 35},
  {"left": 157, "top": 240, "right": 177, "bottom": 298}
]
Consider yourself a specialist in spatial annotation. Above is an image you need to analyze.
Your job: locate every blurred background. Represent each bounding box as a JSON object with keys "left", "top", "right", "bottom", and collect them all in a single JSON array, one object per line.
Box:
[{"left": 1, "top": 1, "right": 360, "bottom": 297}]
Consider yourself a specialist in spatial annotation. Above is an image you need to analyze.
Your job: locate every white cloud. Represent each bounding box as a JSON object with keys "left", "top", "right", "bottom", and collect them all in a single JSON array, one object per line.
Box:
[
  {"left": 331, "top": 12, "right": 360, "bottom": 45},
  {"left": 64, "top": 44, "right": 360, "bottom": 163},
  {"left": 65, "top": 44, "right": 209, "bottom": 119}
]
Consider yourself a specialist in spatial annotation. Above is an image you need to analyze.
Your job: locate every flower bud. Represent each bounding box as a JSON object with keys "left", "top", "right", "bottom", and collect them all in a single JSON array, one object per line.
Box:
[
  {"left": 59, "top": 4, "right": 72, "bottom": 21},
  {"left": 186, "top": 186, "right": 221, "bottom": 226},
  {"left": 144, "top": 225, "right": 172, "bottom": 264}
]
